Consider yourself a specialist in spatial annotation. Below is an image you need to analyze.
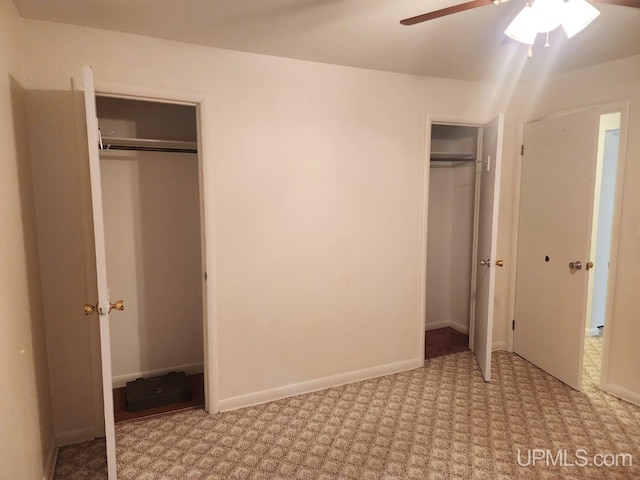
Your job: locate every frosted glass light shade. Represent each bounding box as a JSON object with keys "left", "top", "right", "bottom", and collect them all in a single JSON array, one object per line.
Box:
[
  {"left": 562, "top": 0, "right": 600, "bottom": 38},
  {"left": 530, "top": 0, "right": 565, "bottom": 32},
  {"left": 505, "top": 5, "right": 538, "bottom": 45}
]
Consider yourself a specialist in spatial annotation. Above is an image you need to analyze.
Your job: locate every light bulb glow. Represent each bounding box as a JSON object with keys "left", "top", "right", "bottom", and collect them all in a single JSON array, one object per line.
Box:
[
  {"left": 562, "top": 0, "right": 600, "bottom": 38},
  {"left": 530, "top": 0, "right": 565, "bottom": 32},
  {"left": 505, "top": 5, "right": 538, "bottom": 45}
]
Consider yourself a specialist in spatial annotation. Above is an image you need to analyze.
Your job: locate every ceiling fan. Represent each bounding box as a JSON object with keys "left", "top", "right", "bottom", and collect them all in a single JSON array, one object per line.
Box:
[{"left": 401, "top": 0, "right": 640, "bottom": 56}]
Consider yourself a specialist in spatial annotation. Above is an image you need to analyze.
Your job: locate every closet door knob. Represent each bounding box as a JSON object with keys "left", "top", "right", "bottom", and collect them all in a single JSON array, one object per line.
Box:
[
  {"left": 495, "top": 260, "right": 504, "bottom": 267},
  {"left": 109, "top": 300, "right": 125, "bottom": 312},
  {"left": 479, "top": 259, "right": 490, "bottom": 267},
  {"left": 84, "top": 303, "right": 98, "bottom": 315}
]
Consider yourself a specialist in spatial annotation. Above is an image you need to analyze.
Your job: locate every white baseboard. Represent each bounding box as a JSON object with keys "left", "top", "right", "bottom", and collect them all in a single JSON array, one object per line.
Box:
[
  {"left": 585, "top": 327, "right": 600, "bottom": 337},
  {"left": 218, "top": 358, "right": 421, "bottom": 412},
  {"left": 111, "top": 362, "right": 204, "bottom": 389},
  {"left": 602, "top": 382, "right": 640, "bottom": 407},
  {"left": 55, "top": 427, "right": 96, "bottom": 447},
  {"left": 492, "top": 341, "right": 506, "bottom": 351},
  {"left": 43, "top": 437, "right": 58, "bottom": 480},
  {"left": 449, "top": 321, "right": 469, "bottom": 335},
  {"left": 425, "top": 321, "right": 450, "bottom": 331},
  {"left": 425, "top": 320, "right": 470, "bottom": 335}
]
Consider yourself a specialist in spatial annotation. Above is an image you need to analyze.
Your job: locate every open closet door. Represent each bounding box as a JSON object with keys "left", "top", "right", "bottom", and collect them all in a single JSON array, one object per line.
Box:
[
  {"left": 82, "top": 65, "right": 117, "bottom": 479},
  {"left": 472, "top": 114, "right": 504, "bottom": 382}
]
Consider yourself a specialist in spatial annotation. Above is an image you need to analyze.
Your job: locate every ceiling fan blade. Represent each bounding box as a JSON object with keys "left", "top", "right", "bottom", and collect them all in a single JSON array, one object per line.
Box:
[
  {"left": 400, "top": 0, "right": 495, "bottom": 25},
  {"left": 592, "top": 0, "right": 640, "bottom": 7}
]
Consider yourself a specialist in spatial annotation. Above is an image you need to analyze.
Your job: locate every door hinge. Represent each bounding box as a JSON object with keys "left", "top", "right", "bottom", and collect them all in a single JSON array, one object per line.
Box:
[
  {"left": 520, "top": 144, "right": 524, "bottom": 156},
  {"left": 204, "top": 272, "right": 208, "bottom": 281},
  {"left": 512, "top": 319, "right": 515, "bottom": 330}
]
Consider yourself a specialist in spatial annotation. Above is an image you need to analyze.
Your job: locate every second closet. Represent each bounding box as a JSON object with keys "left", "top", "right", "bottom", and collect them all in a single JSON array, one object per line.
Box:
[{"left": 426, "top": 123, "right": 480, "bottom": 342}]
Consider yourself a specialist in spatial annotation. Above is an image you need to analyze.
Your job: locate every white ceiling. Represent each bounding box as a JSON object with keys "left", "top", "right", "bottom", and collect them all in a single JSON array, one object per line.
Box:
[{"left": 12, "top": 0, "right": 640, "bottom": 82}]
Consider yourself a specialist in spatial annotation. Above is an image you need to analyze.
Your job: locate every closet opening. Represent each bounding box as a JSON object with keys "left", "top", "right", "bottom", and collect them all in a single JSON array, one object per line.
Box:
[
  {"left": 425, "top": 123, "right": 481, "bottom": 359},
  {"left": 96, "top": 96, "right": 206, "bottom": 422}
]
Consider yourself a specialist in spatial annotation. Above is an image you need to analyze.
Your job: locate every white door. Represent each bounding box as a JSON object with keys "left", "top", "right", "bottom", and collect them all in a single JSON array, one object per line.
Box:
[
  {"left": 82, "top": 65, "right": 118, "bottom": 479},
  {"left": 514, "top": 109, "right": 599, "bottom": 390},
  {"left": 472, "top": 114, "right": 504, "bottom": 382}
]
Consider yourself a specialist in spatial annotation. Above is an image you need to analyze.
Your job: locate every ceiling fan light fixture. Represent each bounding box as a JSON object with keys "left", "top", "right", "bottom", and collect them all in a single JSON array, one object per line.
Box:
[
  {"left": 530, "top": 0, "right": 565, "bottom": 32},
  {"left": 561, "top": 0, "right": 600, "bottom": 38},
  {"left": 504, "top": 4, "right": 538, "bottom": 45}
]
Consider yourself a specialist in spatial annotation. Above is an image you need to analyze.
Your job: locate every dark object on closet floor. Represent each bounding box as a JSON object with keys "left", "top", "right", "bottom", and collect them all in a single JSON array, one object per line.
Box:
[
  {"left": 425, "top": 327, "right": 469, "bottom": 359},
  {"left": 114, "top": 373, "right": 204, "bottom": 423},
  {"left": 126, "top": 371, "right": 192, "bottom": 412}
]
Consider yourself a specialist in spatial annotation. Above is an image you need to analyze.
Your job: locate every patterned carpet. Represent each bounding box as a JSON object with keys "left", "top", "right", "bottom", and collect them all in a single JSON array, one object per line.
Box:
[{"left": 54, "top": 336, "right": 640, "bottom": 479}]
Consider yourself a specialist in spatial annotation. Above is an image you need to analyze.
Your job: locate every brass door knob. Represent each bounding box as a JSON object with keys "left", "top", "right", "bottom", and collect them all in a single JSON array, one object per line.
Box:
[
  {"left": 109, "top": 300, "right": 125, "bottom": 312},
  {"left": 495, "top": 260, "right": 504, "bottom": 267},
  {"left": 84, "top": 303, "right": 98, "bottom": 315}
]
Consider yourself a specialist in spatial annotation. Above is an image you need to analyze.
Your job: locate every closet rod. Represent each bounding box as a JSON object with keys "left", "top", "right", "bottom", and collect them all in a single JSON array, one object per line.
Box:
[{"left": 100, "top": 136, "right": 198, "bottom": 154}]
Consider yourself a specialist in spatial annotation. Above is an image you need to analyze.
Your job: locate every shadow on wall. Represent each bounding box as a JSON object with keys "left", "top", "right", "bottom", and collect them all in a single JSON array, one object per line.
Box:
[
  {"left": 9, "top": 74, "right": 55, "bottom": 471},
  {"left": 24, "top": 87, "right": 102, "bottom": 443}
]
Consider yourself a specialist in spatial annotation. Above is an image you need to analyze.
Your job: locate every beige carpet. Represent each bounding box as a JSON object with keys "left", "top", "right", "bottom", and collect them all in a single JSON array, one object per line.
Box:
[{"left": 54, "top": 336, "right": 640, "bottom": 479}]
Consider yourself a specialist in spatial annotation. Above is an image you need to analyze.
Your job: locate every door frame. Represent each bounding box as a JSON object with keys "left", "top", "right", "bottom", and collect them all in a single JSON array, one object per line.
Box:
[
  {"left": 506, "top": 100, "right": 630, "bottom": 392},
  {"left": 77, "top": 76, "right": 219, "bottom": 427},
  {"left": 420, "top": 114, "right": 491, "bottom": 364}
]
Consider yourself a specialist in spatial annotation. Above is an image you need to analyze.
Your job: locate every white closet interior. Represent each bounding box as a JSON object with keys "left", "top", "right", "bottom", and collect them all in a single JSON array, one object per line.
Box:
[
  {"left": 426, "top": 123, "right": 480, "bottom": 335},
  {"left": 96, "top": 97, "right": 204, "bottom": 390}
]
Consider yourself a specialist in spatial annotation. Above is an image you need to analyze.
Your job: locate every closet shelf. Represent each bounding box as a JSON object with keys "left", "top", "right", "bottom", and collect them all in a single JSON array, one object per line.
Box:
[
  {"left": 101, "top": 137, "right": 198, "bottom": 153},
  {"left": 430, "top": 152, "right": 476, "bottom": 162}
]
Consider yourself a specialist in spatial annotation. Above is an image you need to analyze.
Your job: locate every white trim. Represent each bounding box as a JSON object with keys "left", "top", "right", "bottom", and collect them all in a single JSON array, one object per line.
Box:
[
  {"left": 196, "top": 98, "right": 220, "bottom": 414},
  {"left": 42, "top": 437, "right": 58, "bottom": 480},
  {"left": 492, "top": 340, "right": 506, "bottom": 351},
  {"left": 418, "top": 115, "right": 431, "bottom": 368},
  {"left": 599, "top": 100, "right": 630, "bottom": 391},
  {"left": 450, "top": 321, "right": 470, "bottom": 335},
  {"left": 111, "top": 362, "right": 205, "bottom": 389},
  {"left": 55, "top": 427, "right": 97, "bottom": 447},
  {"left": 601, "top": 382, "right": 640, "bottom": 408},
  {"left": 425, "top": 320, "right": 450, "bottom": 331},
  {"left": 505, "top": 119, "right": 525, "bottom": 354},
  {"left": 218, "top": 359, "right": 421, "bottom": 412},
  {"left": 468, "top": 127, "right": 482, "bottom": 352},
  {"left": 424, "top": 320, "right": 470, "bottom": 335}
]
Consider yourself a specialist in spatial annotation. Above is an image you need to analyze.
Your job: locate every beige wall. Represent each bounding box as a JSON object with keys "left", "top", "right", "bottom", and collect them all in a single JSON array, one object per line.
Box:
[
  {"left": 0, "top": 0, "right": 55, "bottom": 478},
  {"left": 501, "top": 55, "right": 640, "bottom": 402},
  {"left": 20, "top": 19, "right": 500, "bottom": 438}
]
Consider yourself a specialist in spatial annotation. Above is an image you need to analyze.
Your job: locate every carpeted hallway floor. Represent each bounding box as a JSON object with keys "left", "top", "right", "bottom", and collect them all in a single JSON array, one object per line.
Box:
[{"left": 54, "top": 335, "right": 640, "bottom": 479}]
